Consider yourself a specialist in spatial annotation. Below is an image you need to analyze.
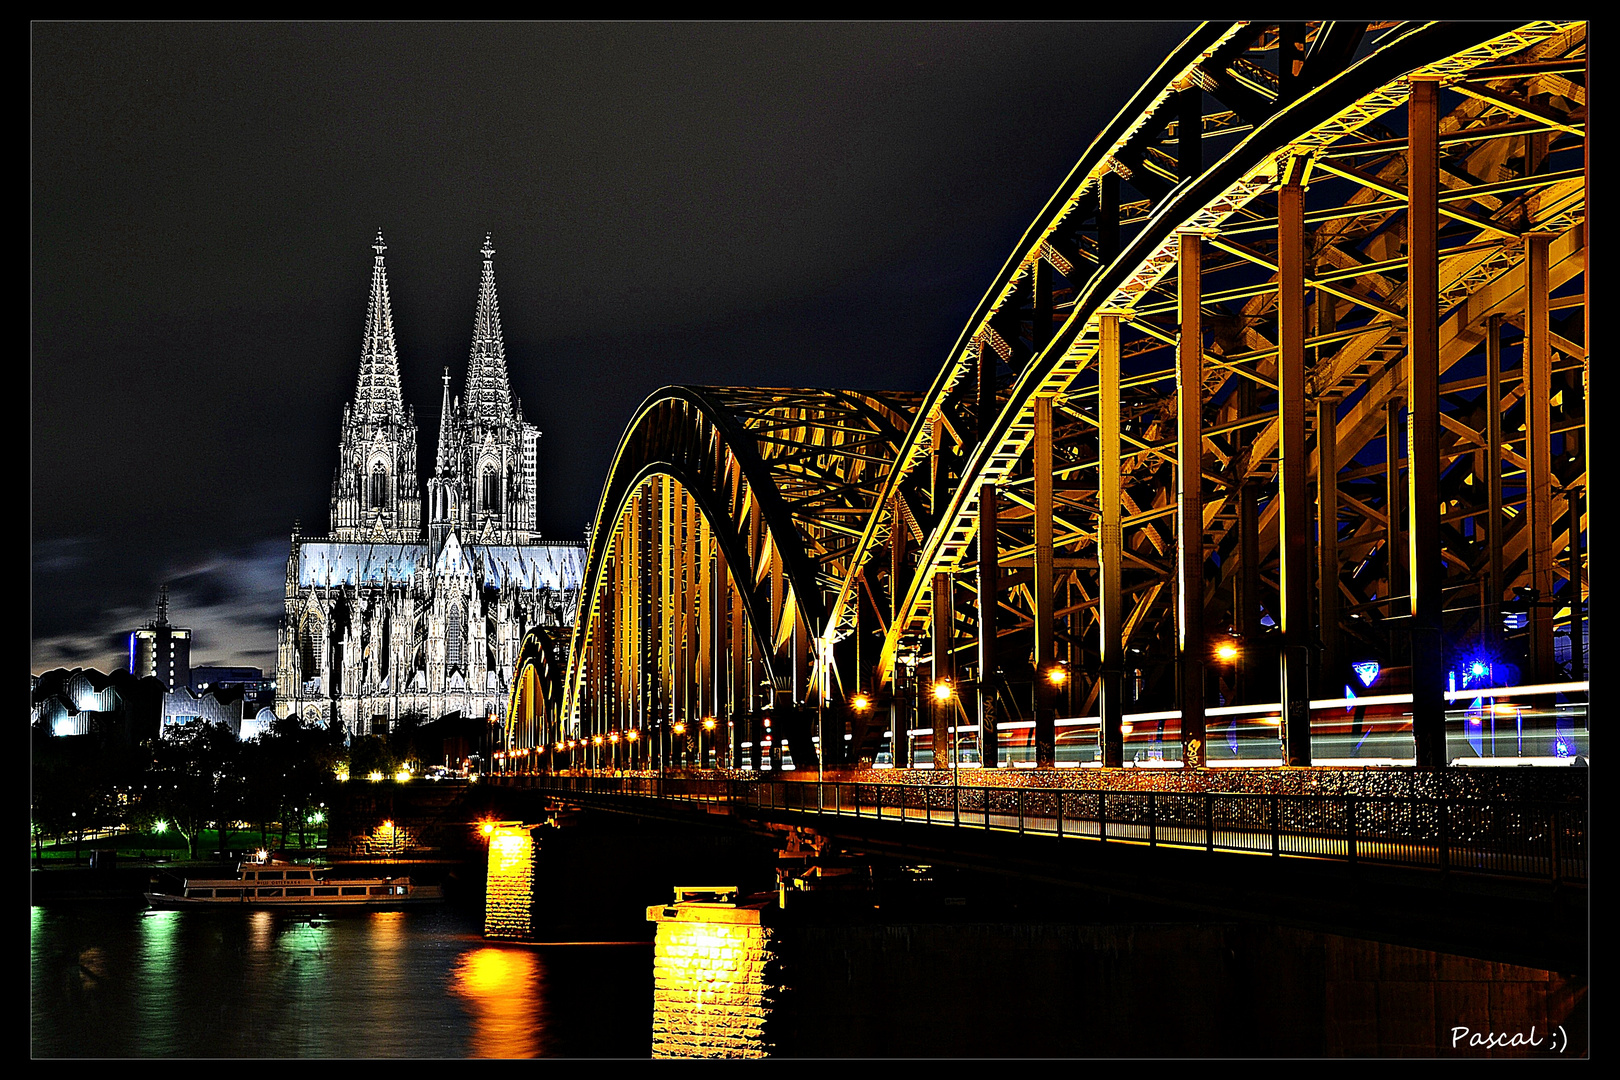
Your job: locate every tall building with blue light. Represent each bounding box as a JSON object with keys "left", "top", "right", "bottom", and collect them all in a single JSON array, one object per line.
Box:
[{"left": 129, "top": 585, "right": 191, "bottom": 691}]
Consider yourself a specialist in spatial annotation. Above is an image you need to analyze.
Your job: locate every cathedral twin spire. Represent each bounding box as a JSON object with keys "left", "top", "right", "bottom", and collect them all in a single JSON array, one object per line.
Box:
[
  {"left": 334, "top": 231, "right": 537, "bottom": 545},
  {"left": 352, "top": 231, "right": 407, "bottom": 427},
  {"left": 464, "top": 233, "right": 516, "bottom": 427}
]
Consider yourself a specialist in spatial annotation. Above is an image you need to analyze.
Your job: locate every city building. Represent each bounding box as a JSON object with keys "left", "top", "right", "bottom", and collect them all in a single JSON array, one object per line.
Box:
[
  {"left": 32, "top": 667, "right": 164, "bottom": 744},
  {"left": 128, "top": 587, "right": 190, "bottom": 692},
  {"left": 161, "top": 682, "right": 277, "bottom": 741},
  {"left": 189, "top": 666, "right": 275, "bottom": 712},
  {"left": 275, "top": 233, "right": 584, "bottom": 736}
]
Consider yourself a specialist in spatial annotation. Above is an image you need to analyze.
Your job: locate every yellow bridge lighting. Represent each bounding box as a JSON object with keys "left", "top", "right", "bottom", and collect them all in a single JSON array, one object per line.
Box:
[
  {"left": 932, "top": 679, "right": 953, "bottom": 702},
  {"left": 627, "top": 729, "right": 640, "bottom": 741},
  {"left": 702, "top": 717, "right": 717, "bottom": 731},
  {"left": 1216, "top": 641, "right": 1239, "bottom": 662},
  {"left": 672, "top": 721, "right": 687, "bottom": 736},
  {"left": 852, "top": 693, "right": 872, "bottom": 712},
  {"left": 1047, "top": 665, "right": 1068, "bottom": 686}
]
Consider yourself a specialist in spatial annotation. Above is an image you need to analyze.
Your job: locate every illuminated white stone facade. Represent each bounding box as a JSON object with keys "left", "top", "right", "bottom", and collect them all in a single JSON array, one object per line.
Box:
[{"left": 276, "top": 234, "right": 583, "bottom": 735}]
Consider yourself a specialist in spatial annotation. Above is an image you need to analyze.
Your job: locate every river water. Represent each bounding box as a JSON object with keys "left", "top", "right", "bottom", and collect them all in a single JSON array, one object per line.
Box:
[
  {"left": 32, "top": 809, "right": 1587, "bottom": 1058},
  {"left": 30, "top": 903, "right": 652, "bottom": 1058}
]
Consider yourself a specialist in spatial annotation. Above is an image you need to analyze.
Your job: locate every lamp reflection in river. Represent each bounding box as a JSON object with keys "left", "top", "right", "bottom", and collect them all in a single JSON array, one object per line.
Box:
[{"left": 450, "top": 947, "right": 546, "bottom": 1058}]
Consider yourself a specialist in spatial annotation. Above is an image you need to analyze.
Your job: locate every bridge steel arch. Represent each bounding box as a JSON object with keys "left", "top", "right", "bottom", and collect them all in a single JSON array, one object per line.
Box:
[
  {"left": 504, "top": 625, "right": 565, "bottom": 771},
  {"left": 543, "top": 20, "right": 1587, "bottom": 775},
  {"left": 558, "top": 386, "right": 916, "bottom": 764},
  {"left": 850, "top": 19, "right": 1588, "bottom": 771}
]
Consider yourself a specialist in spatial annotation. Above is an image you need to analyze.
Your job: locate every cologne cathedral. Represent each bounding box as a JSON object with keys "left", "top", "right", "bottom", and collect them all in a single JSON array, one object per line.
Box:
[{"left": 275, "top": 234, "right": 584, "bottom": 736}]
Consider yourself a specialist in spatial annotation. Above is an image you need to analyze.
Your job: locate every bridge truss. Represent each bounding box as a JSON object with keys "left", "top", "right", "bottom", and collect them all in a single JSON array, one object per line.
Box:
[{"left": 546, "top": 21, "right": 1588, "bottom": 773}]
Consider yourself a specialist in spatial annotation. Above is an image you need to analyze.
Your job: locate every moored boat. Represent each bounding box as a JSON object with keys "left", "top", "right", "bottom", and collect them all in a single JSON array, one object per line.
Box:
[{"left": 144, "top": 857, "right": 444, "bottom": 910}]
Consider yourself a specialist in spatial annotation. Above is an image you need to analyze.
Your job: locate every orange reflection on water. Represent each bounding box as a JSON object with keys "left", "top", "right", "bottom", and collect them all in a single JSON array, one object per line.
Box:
[{"left": 450, "top": 947, "right": 544, "bottom": 1058}]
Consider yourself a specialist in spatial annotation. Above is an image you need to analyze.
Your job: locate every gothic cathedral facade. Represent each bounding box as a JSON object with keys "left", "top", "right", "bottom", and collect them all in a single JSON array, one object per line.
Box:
[{"left": 275, "top": 234, "right": 584, "bottom": 736}]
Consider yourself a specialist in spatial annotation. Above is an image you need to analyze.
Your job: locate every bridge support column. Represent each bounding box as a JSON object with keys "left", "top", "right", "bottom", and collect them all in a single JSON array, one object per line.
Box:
[
  {"left": 1407, "top": 77, "right": 1446, "bottom": 767},
  {"left": 1317, "top": 396, "right": 1341, "bottom": 695},
  {"left": 1278, "top": 153, "right": 1312, "bottom": 766},
  {"left": 484, "top": 822, "right": 537, "bottom": 940},
  {"left": 1033, "top": 395, "right": 1056, "bottom": 767},
  {"left": 1525, "top": 230, "right": 1557, "bottom": 684},
  {"left": 1486, "top": 315, "right": 1505, "bottom": 656},
  {"left": 1177, "top": 231, "right": 1206, "bottom": 768},
  {"left": 978, "top": 481, "right": 999, "bottom": 768},
  {"left": 890, "top": 495, "right": 911, "bottom": 769},
  {"left": 1237, "top": 476, "right": 1260, "bottom": 704},
  {"left": 1098, "top": 313, "right": 1125, "bottom": 768},
  {"left": 932, "top": 571, "right": 954, "bottom": 769}
]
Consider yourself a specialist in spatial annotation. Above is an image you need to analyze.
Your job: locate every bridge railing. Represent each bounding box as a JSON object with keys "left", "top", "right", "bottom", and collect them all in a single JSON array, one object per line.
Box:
[{"left": 518, "top": 774, "right": 1584, "bottom": 884}]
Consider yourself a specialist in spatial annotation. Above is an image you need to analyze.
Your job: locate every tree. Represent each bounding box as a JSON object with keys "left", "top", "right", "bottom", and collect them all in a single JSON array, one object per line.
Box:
[{"left": 145, "top": 721, "right": 237, "bottom": 860}]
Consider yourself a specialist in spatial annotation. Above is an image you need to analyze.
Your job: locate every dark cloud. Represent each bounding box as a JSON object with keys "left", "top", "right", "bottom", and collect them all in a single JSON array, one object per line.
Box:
[{"left": 33, "top": 21, "right": 1198, "bottom": 674}]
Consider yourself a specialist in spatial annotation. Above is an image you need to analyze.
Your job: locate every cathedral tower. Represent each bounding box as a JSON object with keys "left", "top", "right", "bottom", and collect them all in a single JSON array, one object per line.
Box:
[
  {"left": 331, "top": 232, "right": 422, "bottom": 542},
  {"left": 429, "top": 234, "right": 541, "bottom": 546},
  {"left": 278, "top": 232, "right": 582, "bottom": 737}
]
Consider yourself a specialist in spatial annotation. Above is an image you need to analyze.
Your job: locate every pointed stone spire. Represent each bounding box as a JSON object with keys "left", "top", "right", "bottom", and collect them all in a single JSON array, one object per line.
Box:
[
  {"left": 353, "top": 231, "right": 406, "bottom": 426},
  {"left": 434, "top": 367, "right": 456, "bottom": 475},
  {"left": 463, "top": 233, "right": 513, "bottom": 426}
]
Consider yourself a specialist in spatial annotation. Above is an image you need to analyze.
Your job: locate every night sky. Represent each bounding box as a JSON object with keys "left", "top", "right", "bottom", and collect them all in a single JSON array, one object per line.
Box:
[{"left": 32, "top": 21, "right": 1197, "bottom": 676}]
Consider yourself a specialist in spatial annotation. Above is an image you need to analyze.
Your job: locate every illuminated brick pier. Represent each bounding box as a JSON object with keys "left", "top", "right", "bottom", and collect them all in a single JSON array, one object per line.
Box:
[
  {"left": 482, "top": 822, "right": 538, "bottom": 940},
  {"left": 648, "top": 888, "right": 778, "bottom": 1059}
]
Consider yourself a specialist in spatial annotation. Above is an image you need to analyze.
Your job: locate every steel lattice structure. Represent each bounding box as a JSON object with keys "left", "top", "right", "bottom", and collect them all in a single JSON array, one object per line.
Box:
[{"left": 546, "top": 21, "right": 1587, "bottom": 774}]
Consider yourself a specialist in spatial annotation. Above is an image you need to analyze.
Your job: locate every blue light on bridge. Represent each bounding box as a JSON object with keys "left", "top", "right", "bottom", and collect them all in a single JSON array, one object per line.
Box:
[{"left": 1352, "top": 661, "right": 1381, "bottom": 688}]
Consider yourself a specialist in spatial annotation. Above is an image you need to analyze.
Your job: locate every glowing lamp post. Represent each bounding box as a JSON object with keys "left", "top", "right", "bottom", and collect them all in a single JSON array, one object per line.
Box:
[
  {"left": 933, "top": 678, "right": 955, "bottom": 770},
  {"left": 702, "top": 717, "right": 717, "bottom": 768},
  {"left": 672, "top": 721, "right": 688, "bottom": 772},
  {"left": 627, "top": 728, "right": 639, "bottom": 771},
  {"left": 1215, "top": 638, "right": 1240, "bottom": 707}
]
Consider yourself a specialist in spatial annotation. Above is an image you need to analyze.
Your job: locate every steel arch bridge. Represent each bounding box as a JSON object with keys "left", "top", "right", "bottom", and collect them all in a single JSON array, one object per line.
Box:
[{"left": 548, "top": 20, "right": 1588, "bottom": 774}]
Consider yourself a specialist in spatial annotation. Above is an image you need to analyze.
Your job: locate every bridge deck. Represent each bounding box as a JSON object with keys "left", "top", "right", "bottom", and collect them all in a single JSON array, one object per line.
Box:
[{"left": 498, "top": 772, "right": 1586, "bottom": 885}]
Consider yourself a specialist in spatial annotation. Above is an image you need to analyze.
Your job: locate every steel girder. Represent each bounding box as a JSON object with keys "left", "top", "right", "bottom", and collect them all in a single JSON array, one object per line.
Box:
[
  {"left": 850, "top": 19, "right": 1586, "bottom": 766},
  {"left": 551, "top": 20, "right": 1587, "bottom": 769},
  {"left": 560, "top": 386, "right": 916, "bottom": 744},
  {"left": 505, "top": 625, "right": 564, "bottom": 760}
]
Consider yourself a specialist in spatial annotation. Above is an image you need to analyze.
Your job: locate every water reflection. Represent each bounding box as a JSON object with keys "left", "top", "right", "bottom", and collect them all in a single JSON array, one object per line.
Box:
[
  {"left": 449, "top": 947, "right": 547, "bottom": 1058},
  {"left": 134, "top": 911, "right": 183, "bottom": 1055}
]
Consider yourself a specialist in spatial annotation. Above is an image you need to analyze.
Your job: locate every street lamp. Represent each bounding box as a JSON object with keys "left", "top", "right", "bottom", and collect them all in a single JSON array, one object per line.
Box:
[
  {"left": 627, "top": 728, "right": 639, "bottom": 771},
  {"left": 1215, "top": 637, "right": 1240, "bottom": 707},
  {"left": 932, "top": 678, "right": 963, "bottom": 824},
  {"left": 933, "top": 678, "right": 954, "bottom": 769},
  {"left": 702, "top": 717, "right": 717, "bottom": 768},
  {"left": 672, "top": 721, "right": 688, "bottom": 771}
]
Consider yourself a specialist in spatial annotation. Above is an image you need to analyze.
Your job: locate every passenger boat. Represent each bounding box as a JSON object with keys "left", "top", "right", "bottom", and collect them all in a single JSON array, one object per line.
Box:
[{"left": 144, "top": 858, "right": 444, "bottom": 910}]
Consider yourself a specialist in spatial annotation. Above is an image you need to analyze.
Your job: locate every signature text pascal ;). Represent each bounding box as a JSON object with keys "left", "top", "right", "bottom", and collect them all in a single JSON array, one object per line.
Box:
[{"left": 1450, "top": 1025, "right": 1568, "bottom": 1052}]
